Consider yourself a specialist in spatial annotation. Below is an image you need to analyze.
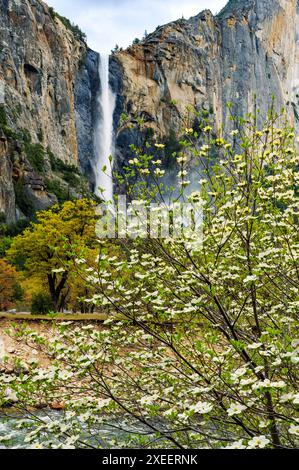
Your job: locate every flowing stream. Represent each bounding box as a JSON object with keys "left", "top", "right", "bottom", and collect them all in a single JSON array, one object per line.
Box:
[
  {"left": 0, "top": 411, "right": 111, "bottom": 448},
  {"left": 0, "top": 411, "right": 153, "bottom": 449},
  {"left": 93, "top": 53, "right": 116, "bottom": 202}
]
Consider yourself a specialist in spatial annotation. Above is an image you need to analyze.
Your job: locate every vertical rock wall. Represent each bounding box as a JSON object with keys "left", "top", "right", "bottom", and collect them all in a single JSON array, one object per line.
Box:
[
  {"left": 0, "top": 0, "right": 100, "bottom": 223},
  {"left": 112, "top": 0, "right": 299, "bottom": 167}
]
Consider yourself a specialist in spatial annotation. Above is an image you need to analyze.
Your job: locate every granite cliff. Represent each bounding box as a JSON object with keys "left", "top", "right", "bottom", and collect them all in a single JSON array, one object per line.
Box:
[
  {"left": 112, "top": 0, "right": 299, "bottom": 168},
  {"left": 0, "top": 0, "right": 99, "bottom": 224},
  {"left": 1, "top": 0, "right": 299, "bottom": 223}
]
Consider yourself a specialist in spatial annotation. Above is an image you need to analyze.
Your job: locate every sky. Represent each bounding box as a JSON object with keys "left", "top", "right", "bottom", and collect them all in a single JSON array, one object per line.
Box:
[{"left": 46, "top": 0, "right": 227, "bottom": 53}]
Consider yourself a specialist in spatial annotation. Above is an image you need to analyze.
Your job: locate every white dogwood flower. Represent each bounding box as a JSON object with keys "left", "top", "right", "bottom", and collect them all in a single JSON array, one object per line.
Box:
[
  {"left": 289, "top": 425, "right": 299, "bottom": 436},
  {"left": 247, "top": 436, "right": 270, "bottom": 448},
  {"left": 226, "top": 439, "right": 246, "bottom": 449},
  {"left": 191, "top": 401, "right": 213, "bottom": 414},
  {"left": 227, "top": 403, "right": 247, "bottom": 416}
]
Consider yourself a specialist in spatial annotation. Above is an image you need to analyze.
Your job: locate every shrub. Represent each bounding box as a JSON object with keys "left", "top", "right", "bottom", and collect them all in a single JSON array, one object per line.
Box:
[
  {"left": 0, "top": 105, "right": 7, "bottom": 128},
  {"left": 14, "top": 181, "right": 34, "bottom": 217},
  {"left": 45, "top": 179, "right": 70, "bottom": 203},
  {"left": 0, "top": 236, "right": 12, "bottom": 256},
  {"left": 48, "top": 150, "right": 88, "bottom": 197},
  {"left": 18, "top": 128, "right": 31, "bottom": 144},
  {"left": 49, "top": 7, "right": 86, "bottom": 42},
  {"left": 163, "top": 129, "right": 182, "bottom": 165},
  {"left": 0, "top": 105, "right": 16, "bottom": 138},
  {"left": 49, "top": 151, "right": 80, "bottom": 186},
  {"left": 24, "top": 142, "right": 45, "bottom": 174},
  {"left": 5, "top": 219, "right": 30, "bottom": 237},
  {"left": 30, "top": 292, "right": 54, "bottom": 315}
]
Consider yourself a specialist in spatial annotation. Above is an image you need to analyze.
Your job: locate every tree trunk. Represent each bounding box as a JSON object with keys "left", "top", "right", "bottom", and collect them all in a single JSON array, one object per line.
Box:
[{"left": 47, "top": 272, "right": 68, "bottom": 312}]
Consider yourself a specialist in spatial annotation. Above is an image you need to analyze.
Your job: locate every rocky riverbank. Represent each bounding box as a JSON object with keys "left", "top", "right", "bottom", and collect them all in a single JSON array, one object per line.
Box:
[
  {"left": 0, "top": 318, "right": 106, "bottom": 409},
  {"left": 0, "top": 319, "right": 52, "bottom": 406},
  {"left": 0, "top": 319, "right": 50, "bottom": 370}
]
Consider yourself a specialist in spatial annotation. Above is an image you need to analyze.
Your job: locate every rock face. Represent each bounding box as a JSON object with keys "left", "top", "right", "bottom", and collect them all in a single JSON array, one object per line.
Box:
[
  {"left": 75, "top": 49, "right": 100, "bottom": 189},
  {"left": 112, "top": 0, "right": 299, "bottom": 167},
  {"left": 1, "top": 0, "right": 299, "bottom": 221},
  {"left": 0, "top": 133, "right": 15, "bottom": 222},
  {"left": 0, "top": 0, "right": 84, "bottom": 162},
  {"left": 0, "top": 0, "right": 99, "bottom": 223}
]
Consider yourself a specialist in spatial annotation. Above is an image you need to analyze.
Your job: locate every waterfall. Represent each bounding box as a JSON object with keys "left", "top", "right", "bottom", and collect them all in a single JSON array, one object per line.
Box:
[{"left": 94, "top": 54, "right": 116, "bottom": 202}]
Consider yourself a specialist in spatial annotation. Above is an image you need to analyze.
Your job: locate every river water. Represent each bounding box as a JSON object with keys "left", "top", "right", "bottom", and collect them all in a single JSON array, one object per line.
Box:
[
  {"left": 0, "top": 410, "right": 152, "bottom": 449},
  {"left": 0, "top": 412, "right": 34, "bottom": 449},
  {"left": 0, "top": 410, "right": 129, "bottom": 449}
]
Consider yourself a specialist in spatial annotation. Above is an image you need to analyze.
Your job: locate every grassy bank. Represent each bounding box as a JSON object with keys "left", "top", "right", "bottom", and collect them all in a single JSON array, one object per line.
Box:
[{"left": 0, "top": 312, "right": 109, "bottom": 322}]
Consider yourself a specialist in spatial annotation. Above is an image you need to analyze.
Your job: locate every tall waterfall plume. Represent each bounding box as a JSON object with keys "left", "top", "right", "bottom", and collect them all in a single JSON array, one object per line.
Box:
[{"left": 94, "top": 54, "right": 116, "bottom": 201}]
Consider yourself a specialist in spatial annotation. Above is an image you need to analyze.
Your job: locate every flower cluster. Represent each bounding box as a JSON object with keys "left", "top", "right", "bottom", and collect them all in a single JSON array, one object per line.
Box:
[{"left": 1, "top": 111, "right": 298, "bottom": 449}]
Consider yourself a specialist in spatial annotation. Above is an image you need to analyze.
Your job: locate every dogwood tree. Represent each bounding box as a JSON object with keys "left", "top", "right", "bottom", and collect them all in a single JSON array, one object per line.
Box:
[{"left": 1, "top": 109, "right": 298, "bottom": 449}]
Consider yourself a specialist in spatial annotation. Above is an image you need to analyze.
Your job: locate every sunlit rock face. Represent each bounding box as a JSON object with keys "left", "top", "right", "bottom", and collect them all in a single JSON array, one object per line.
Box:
[{"left": 112, "top": 0, "right": 299, "bottom": 169}]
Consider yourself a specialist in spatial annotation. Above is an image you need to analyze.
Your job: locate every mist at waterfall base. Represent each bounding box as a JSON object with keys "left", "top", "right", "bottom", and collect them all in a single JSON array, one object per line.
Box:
[{"left": 93, "top": 54, "right": 116, "bottom": 202}]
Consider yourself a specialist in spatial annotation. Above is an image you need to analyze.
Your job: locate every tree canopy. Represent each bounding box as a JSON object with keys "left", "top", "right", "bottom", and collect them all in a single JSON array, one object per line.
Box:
[
  {"left": 8, "top": 199, "right": 97, "bottom": 311},
  {"left": 0, "top": 259, "right": 21, "bottom": 311}
]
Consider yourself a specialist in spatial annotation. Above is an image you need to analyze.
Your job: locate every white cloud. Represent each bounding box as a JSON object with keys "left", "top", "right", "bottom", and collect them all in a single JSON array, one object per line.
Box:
[{"left": 46, "top": 0, "right": 227, "bottom": 53}]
